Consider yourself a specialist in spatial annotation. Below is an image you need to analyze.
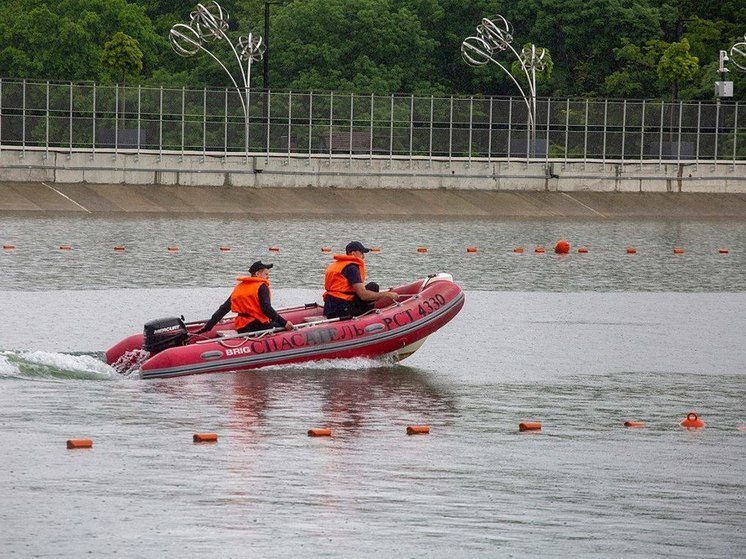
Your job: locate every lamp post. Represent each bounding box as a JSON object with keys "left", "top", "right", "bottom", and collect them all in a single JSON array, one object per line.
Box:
[
  {"left": 169, "top": 1, "right": 265, "bottom": 121},
  {"left": 461, "top": 16, "right": 548, "bottom": 157}
]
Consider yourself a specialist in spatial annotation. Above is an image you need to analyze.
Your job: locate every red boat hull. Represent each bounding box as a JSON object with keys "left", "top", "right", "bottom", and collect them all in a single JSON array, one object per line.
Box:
[{"left": 106, "top": 275, "right": 464, "bottom": 379}]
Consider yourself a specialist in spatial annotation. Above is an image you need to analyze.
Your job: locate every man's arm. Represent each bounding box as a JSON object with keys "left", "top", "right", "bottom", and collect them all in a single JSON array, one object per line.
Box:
[
  {"left": 342, "top": 264, "right": 398, "bottom": 302},
  {"left": 258, "top": 284, "right": 293, "bottom": 329},
  {"left": 197, "top": 297, "right": 231, "bottom": 333},
  {"left": 352, "top": 283, "right": 399, "bottom": 302}
]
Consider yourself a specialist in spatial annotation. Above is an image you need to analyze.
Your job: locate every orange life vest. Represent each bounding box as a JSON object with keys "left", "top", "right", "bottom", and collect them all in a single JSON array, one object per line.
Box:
[
  {"left": 323, "top": 255, "right": 367, "bottom": 301},
  {"left": 231, "top": 276, "right": 271, "bottom": 330}
]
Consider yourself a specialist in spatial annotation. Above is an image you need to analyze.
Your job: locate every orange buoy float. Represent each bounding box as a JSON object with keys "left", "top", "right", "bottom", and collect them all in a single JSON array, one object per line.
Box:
[
  {"left": 3, "top": 244, "right": 16, "bottom": 250},
  {"left": 534, "top": 247, "right": 545, "bottom": 254},
  {"left": 406, "top": 425, "right": 431, "bottom": 435},
  {"left": 370, "top": 247, "right": 381, "bottom": 253},
  {"left": 66, "top": 439, "right": 93, "bottom": 449},
  {"left": 219, "top": 246, "right": 231, "bottom": 252},
  {"left": 624, "top": 421, "right": 646, "bottom": 428},
  {"left": 554, "top": 240, "right": 570, "bottom": 254},
  {"left": 416, "top": 247, "right": 428, "bottom": 253},
  {"left": 673, "top": 248, "right": 684, "bottom": 255},
  {"left": 268, "top": 247, "right": 280, "bottom": 252},
  {"left": 167, "top": 246, "right": 179, "bottom": 252},
  {"left": 59, "top": 245, "right": 73, "bottom": 251},
  {"left": 308, "top": 428, "right": 332, "bottom": 437},
  {"left": 577, "top": 247, "right": 589, "bottom": 254},
  {"left": 466, "top": 247, "right": 477, "bottom": 253},
  {"left": 626, "top": 247, "right": 637, "bottom": 254},
  {"left": 193, "top": 433, "right": 218, "bottom": 443},
  {"left": 718, "top": 248, "right": 729, "bottom": 254},
  {"left": 321, "top": 247, "right": 331, "bottom": 253},
  {"left": 680, "top": 412, "right": 705, "bottom": 429},
  {"left": 113, "top": 245, "right": 126, "bottom": 251},
  {"left": 513, "top": 247, "right": 524, "bottom": 254},
  {"left": 519, "top": 422, "right": 542, "bottom": 432}
]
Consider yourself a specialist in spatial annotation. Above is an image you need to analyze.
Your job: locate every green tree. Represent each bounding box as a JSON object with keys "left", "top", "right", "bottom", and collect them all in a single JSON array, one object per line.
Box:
[
  {"left": 269, "top": 0, "right": 438, "bottom": 93},
  {"left": 101, "top": 32, "right": 143, "bottom": 83},
  {"left": 657, "top": 38, "right": 699, "bottom": 99}
]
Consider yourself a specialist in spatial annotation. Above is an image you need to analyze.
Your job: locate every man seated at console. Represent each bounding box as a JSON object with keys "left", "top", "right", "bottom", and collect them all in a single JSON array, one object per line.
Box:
[{"left": 322, "top": 241, "right": 399, "bottom": 319}]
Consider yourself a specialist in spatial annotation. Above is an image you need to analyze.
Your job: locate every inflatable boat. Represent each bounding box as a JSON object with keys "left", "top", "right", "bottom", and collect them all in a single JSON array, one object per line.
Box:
[{"left": 106, "top": 273, "right": 464, "bottom": 379}]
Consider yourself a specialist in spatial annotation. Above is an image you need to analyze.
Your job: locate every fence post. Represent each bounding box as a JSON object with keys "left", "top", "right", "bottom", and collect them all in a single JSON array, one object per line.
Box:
[
  {"left": 640, "top": 99, "right": 646, "bottom": 167},
  {"left": 409, "top": 94, "right": 414, "bottom": 165},
  {"left": 224, "top": 87, "right": 228, "bottom": 157},
  {"left": 583, "top": 98, "right": 588, "bottom": 169},
  {"left": 289, "top": 90, "right": 293, "bottom": 162},
  {"left": 448, "top": 95, "right": 453, "bottom": 165},
  {"left": 487, "top": 96, "right": 493, "bottom": 166},
  {"left": 137, "top": 84, "right": 141, "bottom": 158},
  {"left": 115, "top": 84, "right": 119, "bottom": 157},
  {"left": 369, "top": 93, "right": 374, "bottom": 165},
  {"left": 714, "top": 99, "right": 720, "bottom": 166},
  {"left": 308, "top": 90, "right": 313, "bottom": 162},
  {"left": 92, "top": 82, "right": 96, "bottom": 158},
  {"left": 266, "top": 89, "right": 272, "bottom": 162},
  {"left": 545, "top": 97, "right": 550, "bottom": 167},
  {"left": 621, "top": 99, "right": 627, "bottom": 164},
  {"left": 202, "top": 86, "right": 206, "bottom": 160},
  {"left": 245, "top": 89, "right": 249, "bottom": 164},
  {"left": 507, "top": 97, "right": 513, "bottom": 165},
  {"left": 676, "top": 100, "right": 683, "bottom": 165},
  {"left": 602, "top": 98, "right": 607, "bottom": 168},
  {"left": 348, "top": 91, "right": 353, "bottom": 163},
  {"left": 69, "top": 82, "right": 73, "bottom": 156},
  {"left": 564, "top": 97, "right": 569, "bottom": 166},
  {"left": 658, "top": 101, "right": 664, "bottom": 168},
  {"left": 22, "top": 78, "right": 26, "bottom": 157},
  {"left": 732, "top": 101, "right": 738, "bottom": 169},
  {"left": 45, "top": 81, "right": 50, "bottom": 159},
  {"left": 468, "top": 95, "right": 473, "bottom": 165},
  {"left": 428, "top": 95, "right": 433, "bottom": 165},
  {"left": 158, "top": 86, "right": 162, "bottom": 160},
  {"left": 694, "top": 101, "right": 702, "bottom": 169},
  {"left": 180, "top": 86, "right": 184, "bottom": 159},
  {"left": 329, "top": 91, "right": 333, "bottom": 163},
  {"left": 389, "top": 93, "right": 394, "bottom": 164},
  {"left": 0, "top": 78, "right": 3, "bottom": 156}
]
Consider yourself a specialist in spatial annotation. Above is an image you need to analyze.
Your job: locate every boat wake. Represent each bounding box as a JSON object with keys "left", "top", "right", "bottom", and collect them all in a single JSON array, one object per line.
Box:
[
  {"left": 260, "top": 355, "right": 398, "bottom": 372},
  {"left": 0, "top": 350, "right": 118, "bottom": 380}
]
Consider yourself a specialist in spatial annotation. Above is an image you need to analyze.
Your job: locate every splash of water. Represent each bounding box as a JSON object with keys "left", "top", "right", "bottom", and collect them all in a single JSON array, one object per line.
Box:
[
  {"left": 0, "top": 350, "right": 117, "bottom": 380},
  {"left": 261, "top": 355, "right": 398, "bottom": 372},
  {"left": 110, "top": 349, "right": 151, "bottom": 377}
]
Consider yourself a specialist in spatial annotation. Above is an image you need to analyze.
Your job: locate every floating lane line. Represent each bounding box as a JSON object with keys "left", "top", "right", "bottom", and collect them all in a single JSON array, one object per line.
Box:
[{"left": 41, "top": 182, "right": 91, "bottom": 213}]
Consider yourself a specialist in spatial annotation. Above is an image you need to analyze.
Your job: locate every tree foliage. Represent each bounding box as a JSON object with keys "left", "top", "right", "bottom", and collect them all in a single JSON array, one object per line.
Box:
[
  {"left": 101, "top": 32, "right": 143, "bottom": 83},
  {"left": 0, "top": 0, "right": 742, "bottom": 100}
]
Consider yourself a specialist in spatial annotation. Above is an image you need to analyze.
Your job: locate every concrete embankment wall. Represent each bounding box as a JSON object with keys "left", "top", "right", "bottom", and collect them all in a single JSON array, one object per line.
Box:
[{"left": 1, "top": 147, "right": 745, "bottom": 217}]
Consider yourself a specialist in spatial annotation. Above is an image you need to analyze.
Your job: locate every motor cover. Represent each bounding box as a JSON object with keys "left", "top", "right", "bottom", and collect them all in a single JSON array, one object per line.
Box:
[{"left": 143, "top": 317, "right": 188, "bottom": 354}]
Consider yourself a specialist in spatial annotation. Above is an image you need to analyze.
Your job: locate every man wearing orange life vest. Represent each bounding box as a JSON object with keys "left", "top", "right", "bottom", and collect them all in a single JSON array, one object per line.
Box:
[
  {"left": 323, "top": 241, "right": 399, "bottom": 319},
  {"left": 197, "top": 261, "right": 294, "bottom": 334}
]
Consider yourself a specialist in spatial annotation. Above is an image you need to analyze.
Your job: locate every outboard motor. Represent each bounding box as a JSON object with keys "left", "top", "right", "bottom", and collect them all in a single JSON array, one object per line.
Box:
[{"left": 143, "top": 317, "right": 189, "bottom": 354}]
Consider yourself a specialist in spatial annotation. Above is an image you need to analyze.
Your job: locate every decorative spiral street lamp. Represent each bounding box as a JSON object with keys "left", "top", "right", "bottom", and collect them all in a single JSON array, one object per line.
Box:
[
  {"left": 461, "top": 16, "right": 548, "bottom": 156},
  {"left": 170, "top": 1, "right": 265, "bottom": 120}
]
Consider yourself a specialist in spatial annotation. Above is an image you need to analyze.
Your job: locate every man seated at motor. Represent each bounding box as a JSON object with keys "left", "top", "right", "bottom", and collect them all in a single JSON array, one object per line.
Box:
[
  {"left": 196, "top": 261, "right": 294, "bottom": 334},
  {"left": 323, "top": 241, "right": 399, "bottom": 319}
]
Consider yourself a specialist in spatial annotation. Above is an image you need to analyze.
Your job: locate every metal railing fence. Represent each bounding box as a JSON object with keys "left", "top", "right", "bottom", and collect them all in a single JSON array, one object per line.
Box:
[{"left": 0, "top": 78, "right": 742, "bottom": 164}]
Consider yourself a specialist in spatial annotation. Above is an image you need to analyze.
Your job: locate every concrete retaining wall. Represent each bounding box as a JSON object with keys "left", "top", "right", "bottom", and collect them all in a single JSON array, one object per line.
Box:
[{"left": 1, "top": 146, "right": 745, "bottom": 193}]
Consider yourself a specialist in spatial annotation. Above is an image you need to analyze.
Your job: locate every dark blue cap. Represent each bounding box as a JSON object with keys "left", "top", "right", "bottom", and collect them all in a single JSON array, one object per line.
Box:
[
  {"left": 249, "top": 261, "right": 273, "bottom": 274},
  {"left": 346, "top": 241, "right": 370, "bottom": 254}
]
